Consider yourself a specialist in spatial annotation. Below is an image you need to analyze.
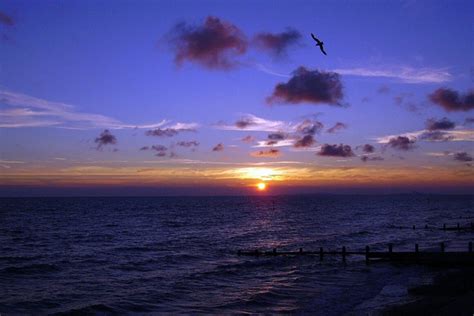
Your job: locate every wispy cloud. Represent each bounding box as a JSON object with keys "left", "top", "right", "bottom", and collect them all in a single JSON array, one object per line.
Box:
[
  {"left": 375, "top": 128, "right": 474, "bottom": 143},
  {"left": 216, "top": 114, "right": 291, "bottom": 132},
  {"left": 332, "top": 66, "right": 452, "bottom": 83},
  {"left": 0, "top": 90, "right": 182, "bottom": 129}
]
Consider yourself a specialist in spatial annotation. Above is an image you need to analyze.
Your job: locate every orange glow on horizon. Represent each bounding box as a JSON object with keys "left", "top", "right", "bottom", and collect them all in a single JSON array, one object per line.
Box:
[{"left": 257, "top": 182, "right": 266, "bottom": 191}]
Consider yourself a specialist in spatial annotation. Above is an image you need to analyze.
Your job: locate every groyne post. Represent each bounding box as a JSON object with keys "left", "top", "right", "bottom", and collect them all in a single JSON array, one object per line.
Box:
[
  {"left": 365, "top": 246, "right": 370, "bottom": 264},
  {"left": 440, "top": 242, "right": 445, "bottom": 253},
  {"left": 469, "top": 241, "right": 472, "bottom": 253},
  {"left": 388, "top": 243, "right": 393, "bottom": 253},
  {"left": 342, "top": 246, "right": 346, "bottom": 263},
  {"left": 319, "top": 247, "right": 323, "bottom": 261}
]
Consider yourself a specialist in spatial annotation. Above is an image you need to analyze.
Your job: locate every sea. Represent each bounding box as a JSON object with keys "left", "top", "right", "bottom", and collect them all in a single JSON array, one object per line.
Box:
[{"left": 0, "top": 194, "right": 472, "bottom": 315}]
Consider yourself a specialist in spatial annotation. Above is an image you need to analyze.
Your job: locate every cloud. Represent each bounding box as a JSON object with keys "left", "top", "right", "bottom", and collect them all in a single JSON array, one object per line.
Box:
[
  {"left": 386, "top": 136, "right": 416, "bottom": 151},
  {"left": 0, "top": 90, "right": 168, "bottom": 129},
  {"left": 296, "top": 119, "right": 324, "bottom": 135},
  {"left": 253, "top": 28, "right": 301, "bottom": 57},
  {"left": 140, "top": 146, "right": 149, "bottom": 151},
  {"left": 266, "top": 67, "right": 344, "bottom": 106},
  {"left": 241, "top": 135, "right": 255, "bottom": 143},
  {"left": 376, "top": 129, "right": 474, "bottom": 144},
  {"left": 419, "top": 131, "right": 454, "bottom": 142},
  {"left": 327, "top": 122, "right": 347, "bottom": 134},
  {"left": 360, "top": 144, "right": 375, "bottom": 153},
  {"left": 95, "top": 130, "right": 117, "bottom": 149},
  {"left": 465, "top": 118, "right": 474, "bottom": 125},
  {"left": 317, "top": 144, "right": 355, "bottom": 157},
  {"left": 453, "top": 152, "right": 473, "bottom": 162},
  {"left": 176, "top": 141, "right": 199, "bottom": 147},
  {"left": 145, "top": 123, "right": 197, "bottom": 137},
  {"left": 0, "top": 11, "right": 14, "bottom": 26},
  {"left": 167, "top": 16, "right": 247, "bottom": 69},
  {"left": 250, "top": 148, "right": 281, "bottom": 158},
  {"left": 361, "top": 155, "right": 384, "bottom": 162},
  {"left": 428, "top": 88, "right": 474, "bottom": 112},
  {"left": 294, "top": 135, "right": 315, "bottom": 148},
  {"left": 332, "top": 66, "right": 452, "bottom": 83},
  {"left": 217, "top": 114, "right": 290, "bottom": 132},
  {"left": 212, "top": 143, "right": 224, "bottom": 152},
  {"left": 425, "top": 117, "right": 455, "bottom": 131},
  {"left": 254, "top": 139, "right": 294, "bottom": 148},
  {"left": 267, "top": 132, "right": 286, "bottom": 140}
]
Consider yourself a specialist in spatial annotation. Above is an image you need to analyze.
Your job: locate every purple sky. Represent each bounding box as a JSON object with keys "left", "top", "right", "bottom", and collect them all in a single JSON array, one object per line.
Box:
[{"left": 0, "top": 0, "right": 473, "bottom": 195}]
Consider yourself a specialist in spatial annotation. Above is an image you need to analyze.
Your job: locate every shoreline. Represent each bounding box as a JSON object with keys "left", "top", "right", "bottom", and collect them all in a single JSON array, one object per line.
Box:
[{"left": 380, "top": 267, "right": 474, "bottom": 315}]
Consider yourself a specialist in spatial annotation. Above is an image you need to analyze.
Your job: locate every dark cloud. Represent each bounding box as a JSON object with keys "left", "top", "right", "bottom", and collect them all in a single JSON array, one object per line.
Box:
[
  {"left": 363, "top": 144, "right": 375, "bottom": 153},
  {"left": 419, "top": 131, "right": 454, "bottom": 142},
  {"left": 296, "top": 119, "right": 324, "bottom": 135},
  {"left": 266, "top": 140, "right": 279, "bottom": 146},
  {"left": 294, "top": 135, "right": 315, "bottom": 148},
  {"left": 253, "top": 28, "right": 301, "bottom": 57},
  {"left": 429, "top": 88, "right": 474, "bottom": 112},
  {"left": 317, "top": 144, "right": 355, "bottom": 157},
  {"left": 453, "top": 152, "right": 473, "bottom": 162},
  {"left": 386, "top": 136, "right": 416, "bottom": 151},
  {"left": 235, "top": 117, "right": 256, "bottom": 129},
  {"left": 95, "top": 129, "right": 117, "bottom": 149},
  {"left": 425, "top": 117, "right": 455, "bottom": 131},
  {"left": 241, "top": 135, "right": 255, "bottom": 143},
  {"left": 464, "top": 117, "right": 474, "bottom": 125},
  {"left": 176, "top": 141, "right": 199, "bottom": 147},
  {"left": 268, "top": 132, "right": 286, "bottom": 140},
  {"left": 140, "top": 146, "right": 149, "bottom": 151},
  {"left": 0, "top": 11, "right": 14, "bottom": 27},
  {"left": 361, "top": 155, "right": 384, "bottom": 162},
  {"left": 327, "top": 122, "right": 347, "bottom": 134},
  {"left": 250, "top": 148, "right": 281, "bottom": 158},
  {"left": 145, "top": 127, "right": 194, "bottom": 137},
  {"left": 212, "top": 143, "right": 224, "bottom": 152},
  {"left": 377, "top": 85, "right": 390, "bottom": 94},
  {"left": 150, "top": 145, "right": 168, "bottom": 157},
  {"left": 266, "top": 67, "right": 344, "bottom": 106},
  {"left": 168, "top": 16, "right": 247, "bottom": 69}
]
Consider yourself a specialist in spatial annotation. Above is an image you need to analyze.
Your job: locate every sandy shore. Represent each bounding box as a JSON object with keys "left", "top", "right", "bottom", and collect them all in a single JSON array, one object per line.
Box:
[{"left": 381, "top": 268, "right": 474, "bottom": 315}]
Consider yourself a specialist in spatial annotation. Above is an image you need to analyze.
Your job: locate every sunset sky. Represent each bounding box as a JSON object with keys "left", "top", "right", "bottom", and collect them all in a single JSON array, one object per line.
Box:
[{"left": 1, "top": 0, "right": 473, "bottom": 196}]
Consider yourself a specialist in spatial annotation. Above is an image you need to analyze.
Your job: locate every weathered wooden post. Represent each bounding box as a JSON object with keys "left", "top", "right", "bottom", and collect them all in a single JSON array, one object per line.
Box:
[
  {"left": 469, "top": 241, "right": 472, "bottom": 253},
  {"left": 299, "top": 247, "right": 303, "bottom": 254},
  {"left": 443, "top": 223, "right": 446, "bottom": 231},
  {"left": 319, "top": 247, "right": 323, "bottom": 261},
  {"left": 440, "top": 242, "right": 445, "bottom": 253},
  {"left": 273, "top": 248, "right": 277, "bottom": 254},
  {"left": 238, "top": 250, "right": 241, "bottom": 255},
  {"left": 342, "top": 246, "right": 346, "bottom": 263},
  {"left": 365, "top": 246, "right": 370, "bottom": 264},
  {"left": 457, "top": 223, "right": 460, "bottom": 231},
  {"left": 425, "top": 224, "right": 428, "bottom": 229},
  {"left": 388, "top": 243, "right": 393, "bottom": 253},
  {"left": 415, "top": 244, "right": 419, "bottom": 253},
  {"left": 412, "top": 225, "right": 415, "bottom": 230},
  {"left": 471, "top": 222, "right": 474, "bottom": 230}
]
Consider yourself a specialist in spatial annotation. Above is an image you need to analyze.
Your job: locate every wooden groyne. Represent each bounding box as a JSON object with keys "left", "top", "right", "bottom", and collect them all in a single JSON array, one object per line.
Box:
[
  {"left": 389, "top": 222, "right": 474, "bottom": 231},
  {"left": 238, "top": 242, "right": 474, "bottom": 265}
]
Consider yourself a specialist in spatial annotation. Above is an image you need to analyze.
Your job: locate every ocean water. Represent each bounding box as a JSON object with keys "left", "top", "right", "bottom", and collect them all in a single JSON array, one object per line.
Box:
[{"left": 0, "top": 195, "right": 472, "bottom": 314}]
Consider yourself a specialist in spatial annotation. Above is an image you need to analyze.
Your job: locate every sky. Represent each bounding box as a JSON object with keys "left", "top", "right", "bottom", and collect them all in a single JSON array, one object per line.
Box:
[{"left": 0, "top": 0, "right": 473, "bottom": 196}]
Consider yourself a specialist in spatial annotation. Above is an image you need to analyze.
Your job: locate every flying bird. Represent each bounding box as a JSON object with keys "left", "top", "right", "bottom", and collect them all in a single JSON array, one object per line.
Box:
[{"left": 311, "top": 33, "right": 327, "bottom": 55}]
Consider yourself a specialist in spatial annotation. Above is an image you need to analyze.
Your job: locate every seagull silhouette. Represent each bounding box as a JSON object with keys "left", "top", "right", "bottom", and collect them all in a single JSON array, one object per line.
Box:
[{"left": 311, "top": 33, "right": 327, "bottom": 55}]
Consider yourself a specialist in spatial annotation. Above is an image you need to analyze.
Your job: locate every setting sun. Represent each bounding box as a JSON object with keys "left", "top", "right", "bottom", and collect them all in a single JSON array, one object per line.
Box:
[{"left": 257, "top": 182, "right": 266, "bottom": 191}]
